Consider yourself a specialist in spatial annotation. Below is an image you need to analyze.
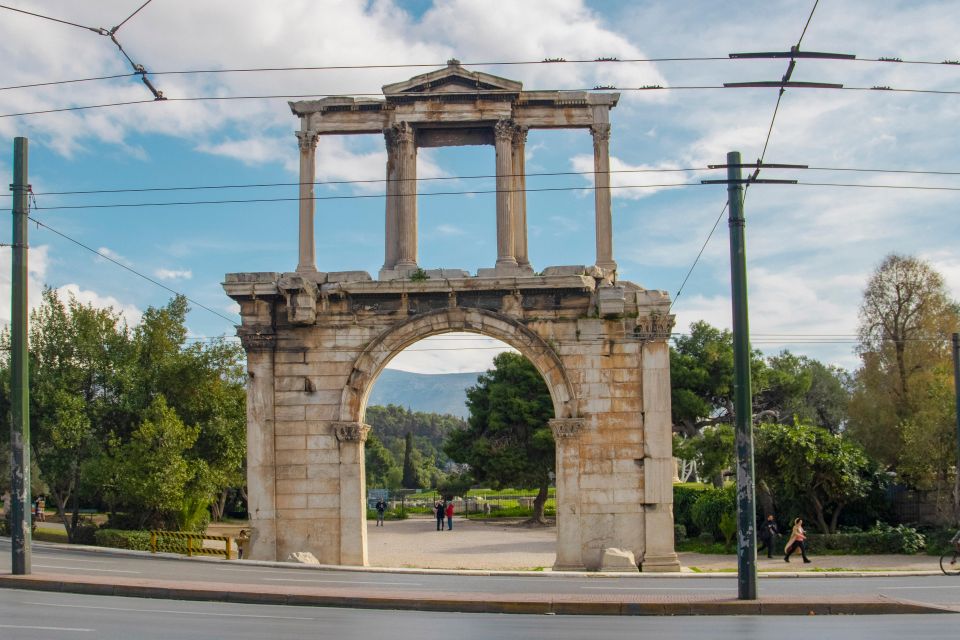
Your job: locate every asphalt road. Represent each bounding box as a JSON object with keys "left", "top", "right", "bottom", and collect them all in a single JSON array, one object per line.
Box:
[
  {"left": 0, "top": 589, "right": 957, "bottom": 640},
  {"left": 2, "top": 538, "right": 960, "bottom": 610}
]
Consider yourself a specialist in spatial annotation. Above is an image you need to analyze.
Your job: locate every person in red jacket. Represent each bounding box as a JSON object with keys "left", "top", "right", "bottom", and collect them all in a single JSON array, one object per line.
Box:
[{"left": 445, "top": 500, "right": 454, "bottom": 531}]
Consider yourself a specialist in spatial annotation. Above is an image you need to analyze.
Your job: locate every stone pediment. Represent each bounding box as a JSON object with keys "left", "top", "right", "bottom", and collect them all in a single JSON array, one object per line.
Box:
[{"left": 383, "top": 59, "right": 522, "bottom": 96}]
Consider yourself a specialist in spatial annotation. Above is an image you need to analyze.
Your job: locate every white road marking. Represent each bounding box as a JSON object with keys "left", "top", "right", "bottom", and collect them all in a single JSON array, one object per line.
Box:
[
  {"left": 34, "top": 557, "right": 111, "bottom": 563},
  {"left": 262, "top": 577, "right": 420, "bottom": 586},
  {"left": 25, "top": 601, "right": 316, "bottom": 621},
  {"left": 34, "top": 564, "right": 141, "bottom": 574},
  {"left": 884, "top": 585, "right": 960, "bottom": 590},
  {"left": 581, "top": 586, "right": 730, "bottom": 591},
  {"left": 0, "top": 624, "right": 93, "bottom": 632}
]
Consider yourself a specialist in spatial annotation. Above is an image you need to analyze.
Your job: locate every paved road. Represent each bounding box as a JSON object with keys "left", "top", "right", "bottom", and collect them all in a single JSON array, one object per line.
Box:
[
  {"left": 2, "top": 538, "right": 959, "bottom": 610},
  {"left": 0, "top": 589, "right": 956, "bottom": 640}
]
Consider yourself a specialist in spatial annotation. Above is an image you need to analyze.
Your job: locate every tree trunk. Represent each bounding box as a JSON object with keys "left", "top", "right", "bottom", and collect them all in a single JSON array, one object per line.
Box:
[
  {"left": 525, "top": 480, "right": 550, "bottom": 526},
  {"left": 829, "top": 502, "right": 845, "bottom": 534},
  {"left": 211, "top": 489, "right": 228, "bottom": 522},
  {"left": 810, "top": 494, "right": 829, "bottom": 534},
  {"left": 68, "top": 460, "right": 82, "bottom": 543}
]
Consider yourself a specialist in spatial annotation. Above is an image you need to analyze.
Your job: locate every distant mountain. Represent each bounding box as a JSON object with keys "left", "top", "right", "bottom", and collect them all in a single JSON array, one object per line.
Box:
[{"left": 368, "top": 369, "right": 482, "bottom": 418}]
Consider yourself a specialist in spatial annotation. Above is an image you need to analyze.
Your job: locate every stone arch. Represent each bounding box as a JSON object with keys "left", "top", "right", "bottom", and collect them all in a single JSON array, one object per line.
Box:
[{"left": 339, "top": 307, "right": 579, "bottom": 424}]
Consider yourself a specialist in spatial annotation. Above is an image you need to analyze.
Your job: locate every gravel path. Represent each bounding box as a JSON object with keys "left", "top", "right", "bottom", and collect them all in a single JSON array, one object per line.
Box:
[{"left": 367, "top": 515, "right": 557, "bottom": 570}]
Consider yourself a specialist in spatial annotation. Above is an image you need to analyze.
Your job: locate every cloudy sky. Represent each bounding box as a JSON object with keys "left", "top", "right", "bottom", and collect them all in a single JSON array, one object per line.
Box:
[{"left": 0, "top": 0, "right": 957, "bottom": 375}]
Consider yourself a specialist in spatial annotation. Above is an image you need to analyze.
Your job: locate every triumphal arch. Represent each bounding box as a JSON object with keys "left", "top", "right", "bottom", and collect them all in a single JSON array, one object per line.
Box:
[{"left": 224, "top": 61, "right": 680, "bottom": 571}]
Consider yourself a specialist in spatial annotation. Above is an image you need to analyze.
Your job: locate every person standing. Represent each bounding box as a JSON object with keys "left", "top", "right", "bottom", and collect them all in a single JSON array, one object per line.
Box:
[
  {"left": 435, "top": 500, "right": 445, "bottom": 531},
  {"left": 375, "top": 498, "right": 386, "bottom": 527},
  {"left": 784, "top": 517, "right": 811, "bottom": 563},
  {"left": 445, "top": 500, "right": 454, "bottom": 531},
  {"left": 758, "top": 514, "right": 780, "bottom": 558}
]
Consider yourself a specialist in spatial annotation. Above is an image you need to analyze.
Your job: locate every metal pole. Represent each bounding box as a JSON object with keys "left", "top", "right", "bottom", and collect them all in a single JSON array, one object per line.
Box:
[
  {"left": 727, "top": 150, "right": 756, "bottom": 600},
  {"left": 952, "top": 333, "right": 960, "bottom": 526},
  {"left": 10, "top": 136, "right": 31, "bottom": 574}
]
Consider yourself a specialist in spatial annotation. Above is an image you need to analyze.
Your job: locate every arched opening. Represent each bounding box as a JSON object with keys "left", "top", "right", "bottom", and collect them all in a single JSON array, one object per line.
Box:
[{"left": 344, "top": 309, "right": 577, "bottom": 569}]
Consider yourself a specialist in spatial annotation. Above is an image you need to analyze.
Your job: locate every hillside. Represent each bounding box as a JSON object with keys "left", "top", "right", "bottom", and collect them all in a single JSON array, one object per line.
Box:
[{"left": 368, "top": 369, "right": 481, "bottom": 418}]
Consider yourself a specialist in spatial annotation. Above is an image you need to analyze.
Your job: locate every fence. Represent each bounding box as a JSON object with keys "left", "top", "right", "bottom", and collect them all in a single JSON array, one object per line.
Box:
[{"left": 149, "top": 531, "right": 242, "bottom": 559}]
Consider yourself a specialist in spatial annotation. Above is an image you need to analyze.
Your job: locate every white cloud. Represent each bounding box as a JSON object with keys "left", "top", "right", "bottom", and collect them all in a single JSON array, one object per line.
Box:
[
  {"left": 95, "top": 246, "right": 133, "bottom": 267},
  {"left": 385, "top": 333, "right": 516, "bottom": 374},
  {"left": 55, "top": 283, "right": 143, "bottom": 327},
  {"left": 154, "top": 268, "right": 193, "bottom": 280}
]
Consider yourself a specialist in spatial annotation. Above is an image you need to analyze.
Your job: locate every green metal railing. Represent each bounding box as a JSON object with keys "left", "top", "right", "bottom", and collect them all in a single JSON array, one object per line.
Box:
[{"left": 149, "top": 531, "right": 241, "bottom": 559}]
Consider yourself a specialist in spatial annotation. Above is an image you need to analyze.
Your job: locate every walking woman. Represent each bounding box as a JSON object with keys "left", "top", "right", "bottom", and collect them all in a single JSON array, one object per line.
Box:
[{"left": 784, "top": 517, "right": 811, "bottom": 563}]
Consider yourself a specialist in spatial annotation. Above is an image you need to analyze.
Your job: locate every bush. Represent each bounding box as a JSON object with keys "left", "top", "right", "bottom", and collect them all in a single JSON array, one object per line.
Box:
[
  {"left": 674, "top": 524, "right": 687, "bottom": 544},
  {"left": 366, "top": 508, "right": 409, "bottom": 521},
  {"left": 673, "top": 484, "right": 709, "bottom": 536},
  {"left": 691, "top": 486, "right": 735, "bottom": 541},
  {"left": 807, "top": 522, "right": 926, "bottom": 555},
  {"left": 71, "top": 523, "right": 99, "bottom": 545},
  {"left": 94, "top": 529, "right": 152, "bottom": 551}
]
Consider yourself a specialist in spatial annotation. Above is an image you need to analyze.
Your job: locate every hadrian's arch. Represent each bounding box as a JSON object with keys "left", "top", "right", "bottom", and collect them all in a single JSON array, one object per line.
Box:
[{"left": 224, "top": 61, "right": 681, "bottom": 572}]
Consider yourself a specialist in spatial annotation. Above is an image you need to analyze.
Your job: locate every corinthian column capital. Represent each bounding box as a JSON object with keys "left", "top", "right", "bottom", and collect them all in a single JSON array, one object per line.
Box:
[
  {"left": 296, "top": 130, "right": 320, "bottom": 151},
  {"left": 494, "top": 119, "right": 516, "bottom": 142},
  {"left": 512, "top": 124, "right": 529, "bottom": 146},
  {"left": 590, "top": 123, "right": 611, "bottom": 147},
  {"left": 391, "top": 121, "right": 414, "bottom": 144}
]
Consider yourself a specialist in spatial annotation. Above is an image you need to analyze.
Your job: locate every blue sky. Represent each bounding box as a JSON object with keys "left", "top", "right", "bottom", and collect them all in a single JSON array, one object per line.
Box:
[{"left": 1, "top": 0, "right": 958, "bottom": 375}]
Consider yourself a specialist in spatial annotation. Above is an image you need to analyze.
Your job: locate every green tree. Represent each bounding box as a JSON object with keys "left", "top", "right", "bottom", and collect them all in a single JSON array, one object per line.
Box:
[
  {"left": 847, "top": 254, "right": 959, "bottom": 473},
  {"left": 444, "top": 352, "right": 555, "bottom": 524},
  {"left": 754, "top": 421, "right": 873, "bottom": 533},
  {"left": 401, "top": 431, "right": 420, "bottom": 489},
  {"left": 365, "top": 434, "right": 398, "bottom": 489}
]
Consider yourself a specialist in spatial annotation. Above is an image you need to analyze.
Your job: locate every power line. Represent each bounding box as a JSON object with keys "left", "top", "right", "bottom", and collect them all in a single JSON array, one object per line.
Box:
[
  {"left": 112, "top": 0, "right": 154, "bottom": 35},
  {"left": 23, "top": 179, "right": 960, "bottom": 213},
  {"left": 0, "top": 3, "right": 104, "bottom": 34},
  {"left": 668, "top": 201, "right": 728, "bottom": 313},
  {"left": 29, "top": 182, "right": 704, "bottom": 211},
  {"left": 27, "top": 214, "right": 239, "bottom": 325},
  {"left": 1, "top": 164, "right": 956, "bottom": 201},
  {"left": 6, "top": 82, "right": 960, "bottom": 119}
]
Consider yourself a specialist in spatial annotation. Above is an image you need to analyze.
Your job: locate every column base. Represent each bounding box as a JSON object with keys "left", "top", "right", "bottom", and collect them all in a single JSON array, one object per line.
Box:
[
  {"left": 296, "top": 264, "right": 318, "bottom": 274},
  {"left": 595, "top": 260, "right": 617, "bottom": 273},
  {"left": 477, "top": 265, "right": 535, "bottom": 278},
  {"left": 641, "top": 553, "right": 682, "bottom": 572},
  {"left": 552, "top": 562, "right": 587, "bottom": 572}
]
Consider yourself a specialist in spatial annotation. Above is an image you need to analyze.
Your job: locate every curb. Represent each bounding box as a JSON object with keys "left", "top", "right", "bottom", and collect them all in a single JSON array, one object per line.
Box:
[{"left": 0, "top": 574, "right": 954, "bottom": 616}]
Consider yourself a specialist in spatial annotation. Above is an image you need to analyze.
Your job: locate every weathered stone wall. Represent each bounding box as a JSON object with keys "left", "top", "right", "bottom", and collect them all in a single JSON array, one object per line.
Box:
[{"left": 225, "top": 270, "right": 680, "bottom": 571}]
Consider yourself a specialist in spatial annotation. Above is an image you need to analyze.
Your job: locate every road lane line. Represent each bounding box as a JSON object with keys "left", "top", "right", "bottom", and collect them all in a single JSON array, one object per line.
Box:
[
  {"left": 262, "top": 578, "right": 420, "bottom": 586},
  {"left": 884, "top": 585, "right": 960, "bottom": 590},
  {"left": 581, "top": 586, "right": 730, "bottom": 591},
  {"left": 25, "top": 601, "right": 316, "bottom": 620},
  {"left": 0, "top": 624, "right": 93, "bottom": 632},
  {"left": 34, "top": 564, "right": 141, "bottom": 574}
]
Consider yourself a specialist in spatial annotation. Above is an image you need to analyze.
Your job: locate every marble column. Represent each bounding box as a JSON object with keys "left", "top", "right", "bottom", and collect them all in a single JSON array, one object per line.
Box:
[
  {"left": 550, "top": 418, "right": 586, "bottom": 571},
  {"left": 511, "top": 125, "right": 530, "bottom": 268},
  {"left": 335, "top": 422, "right": 370, "bottom": 566},
  {"left": 394, "top": 122, "right": 418, "bottom": 269},
  {"left": 591, "top": 123, "right": 617, "bottom": 272},
  {"left": 494, "top": 119, "right": 518, "bottom": 268},
  {"left": 382, "top": 127, "right": 399, "bottom": 271},
  {"left": 295, "top": 130, "right": 320, "bottom": 274},
  {"left": 241, "top": 332, "right": 277, "bottom": 561}
]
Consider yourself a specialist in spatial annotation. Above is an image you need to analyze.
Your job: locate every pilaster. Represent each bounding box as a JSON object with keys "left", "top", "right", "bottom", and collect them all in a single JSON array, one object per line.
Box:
[
  {"left": 382, "top": 127, "right": 399, "bottom": 272},
  {"left": 243, "top": 333, "right": 278, "bottom": 561},
  {"left": 334, "top": 422, "right": 370, "bottom": 566},
  {"left": 549, "top": 418, "right": 586, "bottom": 571}
]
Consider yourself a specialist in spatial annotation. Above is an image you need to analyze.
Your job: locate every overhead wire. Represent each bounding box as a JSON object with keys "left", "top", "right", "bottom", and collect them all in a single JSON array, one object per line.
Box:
[{"left": 26, "top": 212, "right": 239, "bottom": 325}]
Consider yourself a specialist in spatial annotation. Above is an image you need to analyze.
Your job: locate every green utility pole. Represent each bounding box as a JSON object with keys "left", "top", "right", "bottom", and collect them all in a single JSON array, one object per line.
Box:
[
  {"left": 10, "top": 137, "right": 31, "bottom": 574},
  {"left": 952, "top": 333, "right": 960, "bottom": 525},
  {"left": 726, "top": 150, "right": 757, "bottom": 600}
]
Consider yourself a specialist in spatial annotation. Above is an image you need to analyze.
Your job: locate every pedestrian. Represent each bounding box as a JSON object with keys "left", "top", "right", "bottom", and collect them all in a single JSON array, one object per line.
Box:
[
  {"left": 784, "top": 517, "right": 811, "bottom": 563},
  {"left": 757, "top": 514, "right": 780, "bottom": 558},
  {"left": 435, "top": 500, "right": 445, "bottom": 531},
  {"left": 445, "top": 500, "right": 454, "bottom": 531},
  {"left": 375, "top": 498, "right": 386, "bottom": 527}
]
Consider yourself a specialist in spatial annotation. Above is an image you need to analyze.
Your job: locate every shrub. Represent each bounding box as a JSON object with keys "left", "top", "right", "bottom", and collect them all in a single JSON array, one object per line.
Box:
[
  {"left": 366, "top": 508, "right": 409, "bottom": 521},
  {"left": 674, "top": 524, "right": 687, "bottom": 544},
  {"left": 94, "top": 529, "right": 152, "bottom": 551},
  {"left": 691, "top": 486, "right": 735, "bottom": 541},
  {"left": 807, "top": 522, "right": 926, "bottom": 555},
  {"left": 673, "top": 484, "right": 709, "bottom": 536},
  {"left": 71, "top": 523, "right": 99, "bottom": 545}
]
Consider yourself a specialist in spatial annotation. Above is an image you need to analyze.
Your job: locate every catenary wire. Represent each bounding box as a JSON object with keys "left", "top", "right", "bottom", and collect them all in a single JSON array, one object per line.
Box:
[
  {"left": 6, "top": 83, "right": 960, "bottom": 119},
  {"left": 23, "top": 180, "right": 960, "bottom": 212}
]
